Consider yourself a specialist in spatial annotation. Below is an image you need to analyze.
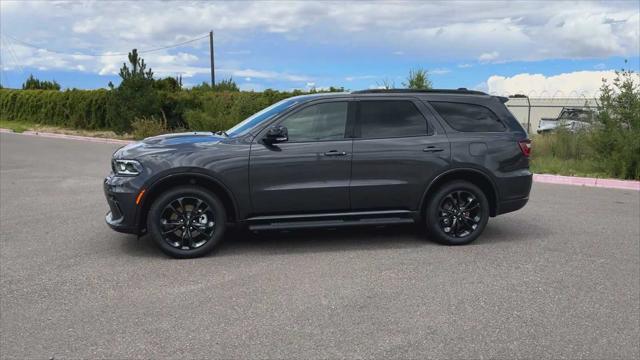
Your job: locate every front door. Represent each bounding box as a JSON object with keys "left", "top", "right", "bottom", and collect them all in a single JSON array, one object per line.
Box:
[
  {"left": 249, "top": 100, "right": 353, "bottom": 215},
  {"left": 350, "top": 98, "right": 451, "bottom": 211}
]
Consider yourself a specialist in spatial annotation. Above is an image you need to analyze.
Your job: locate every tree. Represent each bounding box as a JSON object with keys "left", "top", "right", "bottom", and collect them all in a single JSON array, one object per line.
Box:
[
  {"left": 22, "top": 74, "right": 61, "bottom": 90},
  {"left": 403, "top": 68, "right": 432, "bottom": 90},
  {"left": 191, "top": 77, "right": 239, "bottom": 92},
  {"left": 213, "top": 77, "right": 239, "bottom": 92},
  {"left": 119, "top": 49, "right": 153, "bottom": 81},
  {"left": 589, "top": 64, "right": 640, "bottom": 179},
  {"left": 106, "top": 49, "right": 161, "bottom": 133},
  {"left": 154, "top": 76, "right": 183, "bottom": 92}
]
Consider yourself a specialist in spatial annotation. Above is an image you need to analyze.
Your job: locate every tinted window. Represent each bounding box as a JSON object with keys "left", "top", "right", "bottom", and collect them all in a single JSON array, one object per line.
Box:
[
  {"left": 280, "top": 102, "right": 348, "bottom": 142},
  {"left": 226, "top": 97, "right": 302, "bottom": 137},
  {"left": 431, "top": 102, "right": 505, "bottom": 132},
  {"left": 358, "top": 101, "right": 427, "bottom": 138}
]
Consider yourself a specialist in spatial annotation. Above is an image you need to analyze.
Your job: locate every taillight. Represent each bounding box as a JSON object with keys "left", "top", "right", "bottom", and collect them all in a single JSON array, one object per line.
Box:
[{"left": 518, "top": 139, "right": 532, "bottom": 157}]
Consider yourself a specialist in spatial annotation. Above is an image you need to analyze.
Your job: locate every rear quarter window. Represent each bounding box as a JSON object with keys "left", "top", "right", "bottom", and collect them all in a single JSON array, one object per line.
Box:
[{"left": 430, "top": 101, "right": 505, "bottom": 132}]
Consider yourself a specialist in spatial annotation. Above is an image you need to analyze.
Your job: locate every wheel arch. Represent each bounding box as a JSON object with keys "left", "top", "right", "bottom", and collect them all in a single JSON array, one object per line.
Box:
[
  {"left": 419, "top": 168, "right": 499, "bottom": 217},
  {"left": 135, "top": 171, "right": 239, "bottom": 233}
]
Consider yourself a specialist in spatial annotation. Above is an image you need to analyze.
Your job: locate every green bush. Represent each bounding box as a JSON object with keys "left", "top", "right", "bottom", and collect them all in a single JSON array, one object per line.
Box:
[
  {"left": 588, "top": 68, "right": 640, "bottom": 179},
  {"left": 531, "top": 67, "right": 639, "bottom": 180},
  {"left": 181, "top": 90, "right": 293, "bottom": 131},
  {"left": 0, "top": 88, "right": 109, "bottom": 129},
  {"left": 0, "top": 88, "right": 299, "bottom": 133},
  {"left": 131, "top": 115, "right": 169, "bottom": 139}
]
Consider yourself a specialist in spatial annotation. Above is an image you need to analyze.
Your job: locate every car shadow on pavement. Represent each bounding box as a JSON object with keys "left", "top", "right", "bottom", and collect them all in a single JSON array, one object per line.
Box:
[
  {"left": 119, "top": 217, "right": 546, "bottom": 258},
  {"left": 216, "top": 224, "right": 430, "bottom": 257}
]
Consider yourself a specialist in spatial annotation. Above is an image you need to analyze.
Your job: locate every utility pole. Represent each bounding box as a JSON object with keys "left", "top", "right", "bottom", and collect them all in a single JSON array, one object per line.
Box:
[{"left": 209, "top": 30, "right": 215, "bottom": 86}]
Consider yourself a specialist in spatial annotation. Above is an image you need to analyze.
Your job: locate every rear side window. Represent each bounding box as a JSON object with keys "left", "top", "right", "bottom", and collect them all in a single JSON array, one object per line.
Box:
[
  {"left": 430, "top": 102, "right": 505, "bottom": 132},
  {"left": 358, "top": 100, "right": 427, "bottom": 138}
]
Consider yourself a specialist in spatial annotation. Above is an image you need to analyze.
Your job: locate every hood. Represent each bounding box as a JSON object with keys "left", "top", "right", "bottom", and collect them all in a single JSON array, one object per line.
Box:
[
  {"left": 114, "top": 131, "right": 225, "bottom": 159},
  {"left": 142, "top": 131, "right": 222, "bottom": 146}
]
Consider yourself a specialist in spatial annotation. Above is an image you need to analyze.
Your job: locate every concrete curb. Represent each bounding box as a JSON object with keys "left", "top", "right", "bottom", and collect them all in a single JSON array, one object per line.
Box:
[
  {"left": 1, "top": 128, "right": 133, "bottom": 145},
  {"left": 2, "top": 128, "right": 639, "bottom": 191}
]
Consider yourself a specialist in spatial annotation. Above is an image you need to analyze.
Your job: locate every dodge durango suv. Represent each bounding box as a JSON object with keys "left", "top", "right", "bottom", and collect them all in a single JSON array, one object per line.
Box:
[{"left": 104, "top": 89, "right": 532, "bottom": 258}]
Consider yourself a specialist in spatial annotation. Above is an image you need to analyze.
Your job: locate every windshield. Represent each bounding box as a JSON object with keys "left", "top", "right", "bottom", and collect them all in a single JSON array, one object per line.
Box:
[{"left": 225, "top": 98, "right": 303, "bottom": 137}]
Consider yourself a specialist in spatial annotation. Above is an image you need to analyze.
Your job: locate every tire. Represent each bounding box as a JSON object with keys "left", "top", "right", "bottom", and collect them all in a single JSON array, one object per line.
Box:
[
  {"left": 148, "top": 186, "right": 226, "bottom": 258},
  {"left": 425, "top": 180, "right": 489, "bottom": 245}
]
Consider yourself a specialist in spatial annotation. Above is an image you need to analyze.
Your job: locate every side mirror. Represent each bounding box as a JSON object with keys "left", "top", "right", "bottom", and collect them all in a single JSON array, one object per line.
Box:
[{"left": 264, "top": 125, "right": 288, "bottom": 144}]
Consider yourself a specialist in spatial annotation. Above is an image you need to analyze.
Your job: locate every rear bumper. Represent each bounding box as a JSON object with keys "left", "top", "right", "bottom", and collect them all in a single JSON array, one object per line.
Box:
[
  {"left": 497, "top": 197, "right": 529, "bottom": 215},
  {"left": 495, "top": 171, "right": 532, "bottom": 215}
]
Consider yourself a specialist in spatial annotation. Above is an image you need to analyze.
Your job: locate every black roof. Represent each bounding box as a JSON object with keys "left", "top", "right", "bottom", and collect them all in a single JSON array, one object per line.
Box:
[{"left": 351, "top": 88, "right": 487, "bottom": 96}]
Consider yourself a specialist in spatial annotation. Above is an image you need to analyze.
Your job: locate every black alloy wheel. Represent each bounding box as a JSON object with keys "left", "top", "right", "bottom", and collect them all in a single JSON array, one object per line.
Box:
[
  {"left": 148, "top": 186, "right": 226, "bottom": 258},
  {"left": 437, "top": 190, "right": 482, "bottom": 238},
  {"left": 426, "top": 180, "right": 489, "bottom": 245},
  {"left": 160, "top": 196, "right": 216, "bottom": 250}
]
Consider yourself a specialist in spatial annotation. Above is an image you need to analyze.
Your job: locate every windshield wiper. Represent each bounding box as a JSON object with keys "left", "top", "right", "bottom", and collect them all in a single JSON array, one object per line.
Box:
[{"left": 214, "top": 130, "right": 229, "bottom": 137}]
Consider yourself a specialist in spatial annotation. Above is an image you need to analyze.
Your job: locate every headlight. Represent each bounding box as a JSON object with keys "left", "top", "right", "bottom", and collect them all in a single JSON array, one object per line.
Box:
[{"left": 112, "top": 159, "right": 143, "bottom": 176}]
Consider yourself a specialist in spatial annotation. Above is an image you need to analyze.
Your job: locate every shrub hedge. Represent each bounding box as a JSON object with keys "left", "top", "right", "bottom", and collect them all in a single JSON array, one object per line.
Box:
[
  {"left": 0, "top": 88, "right": 300, "bottom": 132},
  {"left": 0, "top": 89, "right": 110, "bottom": 129}
]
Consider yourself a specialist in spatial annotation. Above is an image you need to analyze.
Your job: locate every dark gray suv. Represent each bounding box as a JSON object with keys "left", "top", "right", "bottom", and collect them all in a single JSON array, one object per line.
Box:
[{"left": 104, "top": 89, "right": 532, "bottom": 258}]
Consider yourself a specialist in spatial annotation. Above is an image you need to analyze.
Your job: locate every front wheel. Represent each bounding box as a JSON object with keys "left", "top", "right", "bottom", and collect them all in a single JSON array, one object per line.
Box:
[
  {"left": 425, "top": 180, "right": 489, "bottom": 245},
  {"left": 148, "top": 186, "right": 226, "bottom": 258}
]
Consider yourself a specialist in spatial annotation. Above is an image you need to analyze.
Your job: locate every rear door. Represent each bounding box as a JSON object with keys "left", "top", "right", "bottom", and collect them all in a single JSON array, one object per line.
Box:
[
  {"left": 249, "top": 100, "right": 354, "bottom": 215},
  {"left": 349, "top": 98, "right": 450, "bottom": 211}
]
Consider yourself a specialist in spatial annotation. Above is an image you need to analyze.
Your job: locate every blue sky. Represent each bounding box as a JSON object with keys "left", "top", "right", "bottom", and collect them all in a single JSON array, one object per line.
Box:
[{"left": 1, "top": 1, "right": 638, "bottom": 97}]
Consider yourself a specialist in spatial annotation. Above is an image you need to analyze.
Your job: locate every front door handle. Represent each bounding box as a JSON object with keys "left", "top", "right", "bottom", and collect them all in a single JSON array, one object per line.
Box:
[
  {"left": 324, "top": 150, "right": 347, "bottom": 156},
  {"left": 423, "top": 146, "right": 444, "bottom": 153}
]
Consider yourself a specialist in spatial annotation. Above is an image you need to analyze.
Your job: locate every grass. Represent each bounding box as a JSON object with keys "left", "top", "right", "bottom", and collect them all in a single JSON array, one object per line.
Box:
[
  {"left": 530, "top": 132, "right": 619, "bottom": 179},
  {"left": 530, "top": 156, "right": 611, "bottom": 178},
  {"left": 0, "top": 119, "right": 33, "bottom": 133},
  {"left": 0, "top": 119, "right": 134, "bottom": 140}
]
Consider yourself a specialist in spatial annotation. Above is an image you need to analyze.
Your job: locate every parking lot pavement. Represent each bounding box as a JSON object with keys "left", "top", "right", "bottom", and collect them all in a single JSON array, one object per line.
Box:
[{"left": 1, "top": 132, "right": 639, "bottom": 359}]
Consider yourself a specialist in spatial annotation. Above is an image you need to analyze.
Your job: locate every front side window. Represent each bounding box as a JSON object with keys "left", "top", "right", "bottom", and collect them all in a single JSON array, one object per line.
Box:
[
  {"left": 226, "top": 97, "right": 303, "bottom": 137},
  {"left": 430, "top": 102, "right": 505, "bottom": 132},
  {"left": 279, "top": 102, "right": 348, "bottom": 142},
  {"left": 358, "top": 100, "right": 427, "bottom": 138}
]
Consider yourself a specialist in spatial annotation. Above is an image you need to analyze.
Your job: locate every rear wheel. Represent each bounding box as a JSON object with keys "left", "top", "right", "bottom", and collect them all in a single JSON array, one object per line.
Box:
[
  {"left": 425, "top": 180, "right": 489, "bottom": 245},
  {"left": 148, "top": 186, "right": 226, "bottom": 258}
]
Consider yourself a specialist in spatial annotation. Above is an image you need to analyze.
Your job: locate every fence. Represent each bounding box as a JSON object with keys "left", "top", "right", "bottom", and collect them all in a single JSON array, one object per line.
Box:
[{"left": 504, "top": 97, "right": 599, "bottom": 133}]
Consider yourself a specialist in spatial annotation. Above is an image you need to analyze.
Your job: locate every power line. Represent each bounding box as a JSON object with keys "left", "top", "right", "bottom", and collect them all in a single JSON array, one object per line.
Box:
[
  {"left": 1, "top": 36, "right": 25, "bottom": 74},
  {"left": 1, "top": 33, "right": 210, "bottom": 57}
]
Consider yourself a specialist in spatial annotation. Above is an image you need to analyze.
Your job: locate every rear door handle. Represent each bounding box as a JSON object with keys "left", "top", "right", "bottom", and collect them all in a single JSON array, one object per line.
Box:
[
  {"left": 423, "top": 146, "right": 444, "bottom": 153},
  {"left": 324, "top": 150, "right": 347, "bottom": 156}
]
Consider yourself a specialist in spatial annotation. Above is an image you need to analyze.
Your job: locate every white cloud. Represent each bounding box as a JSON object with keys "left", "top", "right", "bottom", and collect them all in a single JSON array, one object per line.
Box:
[
  {"left": 1, "top": 0, "right": 638, "bottom": 90},
  {"left": 345, "top": 75, "right": 376, "bottom": 81},
  {"left": 1, "top": 0, "right": 637, "bottom": 67},
  {"left": 478, "top": 51, "right": 500, "bottom": 63},
  {"left": 225, "top": 68, "right": 311, "bottom": 82},
  {"left": 485, "top": 70, "right": 638, "bottom": 97},
  {"left": 430, "top": 68, "right": 450, "bottom": 75}
]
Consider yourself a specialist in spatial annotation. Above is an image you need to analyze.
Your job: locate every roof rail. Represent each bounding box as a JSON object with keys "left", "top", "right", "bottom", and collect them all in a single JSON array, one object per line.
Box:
[{"left": 351, "top": 88, "right": 487, "bottom": 95}]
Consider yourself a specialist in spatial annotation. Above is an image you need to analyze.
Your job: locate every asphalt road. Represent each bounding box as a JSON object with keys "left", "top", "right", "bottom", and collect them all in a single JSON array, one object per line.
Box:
[{"left": 1, "top": 132, "right": 639, "bottom": 359}]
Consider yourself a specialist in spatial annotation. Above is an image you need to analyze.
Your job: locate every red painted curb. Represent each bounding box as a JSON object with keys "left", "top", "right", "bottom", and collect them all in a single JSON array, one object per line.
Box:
[{"left": 533, "top": 174, "right": 639, "bottom": 191}]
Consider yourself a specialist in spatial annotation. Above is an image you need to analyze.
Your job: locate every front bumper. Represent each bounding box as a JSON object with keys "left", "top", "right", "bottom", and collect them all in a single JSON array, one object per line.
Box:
[{"left": 104, "top": 174, "right": 140, "bottom": 234}]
